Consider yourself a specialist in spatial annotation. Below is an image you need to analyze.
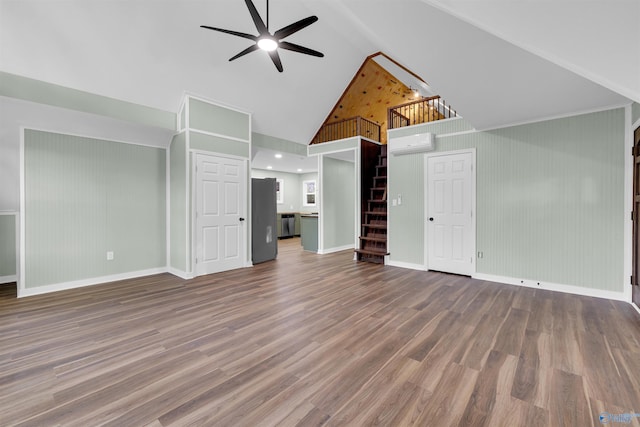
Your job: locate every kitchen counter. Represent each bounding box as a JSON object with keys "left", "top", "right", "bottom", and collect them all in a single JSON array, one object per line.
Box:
[{"left": 300, "top": 215, "right": 318, "bottom": 252}]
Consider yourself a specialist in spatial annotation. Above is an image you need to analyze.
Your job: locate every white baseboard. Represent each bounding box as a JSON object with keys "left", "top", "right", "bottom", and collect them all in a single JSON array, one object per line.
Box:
[
  {"left": 473, "top": 273, "right": 627, "bottom": 302},
  {"left": 0, "top": 275, "right": 17, "bottom": 285},
  {"left": 167, "top": 267, "right": 194, "bottom": 280},
  {"left": 386, "top": 260, "right": 426, "bottom": 271},
  {"left": 18, "top": 267, "right": 168, "bottom": 298},
  {"left": 318, "top": 244, "right": 354, "bottom": 255},
  {"left": 632, "top": 302, "right": 640, "bottom": 316}
]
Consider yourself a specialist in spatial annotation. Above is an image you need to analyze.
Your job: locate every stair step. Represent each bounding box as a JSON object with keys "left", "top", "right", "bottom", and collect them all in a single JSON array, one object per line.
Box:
[
  {"left": 355, "top": 248, "right": 389, "bottom": 256},
  {"left": 365, "top": 211, "right": 387, "bottom": 215},
  {"left": 359, "top": 236, "right": 387, "bottom": 243},
  {"left": 362, "top": 224, "right": 387, "bottom": 229},
  {"left": 374, "top": 175, "right": 387, "bottom": 180},
  {"left": 368, "top": 199, "right": 386, "bottom": 203}
]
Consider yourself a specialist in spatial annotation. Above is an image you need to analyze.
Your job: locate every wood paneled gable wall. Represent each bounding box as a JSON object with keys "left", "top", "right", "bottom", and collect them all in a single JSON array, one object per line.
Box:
[{"left": 310, "top": 53, "right": 423, "bottom": 145}]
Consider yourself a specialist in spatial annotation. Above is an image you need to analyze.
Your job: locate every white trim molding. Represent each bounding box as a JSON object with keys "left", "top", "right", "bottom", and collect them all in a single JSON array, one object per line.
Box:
[
  {"left": 167, "top": 267, "right": 194, "bottom": 280},
  {"left": 0, "top": 275, "right": 17, "bottom": 285},
  {"left": 317, "top": 244, "right": 354, "bottom": 255},
  {"left": 18, "top": 267, "right": 168, "bottom": 298},
  {"left": 624, "top": 105, "right": 633, "bottom": 302},
  {"left": 473, "top": 272, "right": 627, "bottom": 302},
  {"left": 386, "top": 260, "right": 426, "bottom": 271}
]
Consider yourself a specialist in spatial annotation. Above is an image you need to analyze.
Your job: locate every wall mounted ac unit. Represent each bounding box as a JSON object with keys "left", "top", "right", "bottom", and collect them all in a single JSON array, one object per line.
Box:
[{"left": 388, "top": 133, "right": 435, "bottom": 155}]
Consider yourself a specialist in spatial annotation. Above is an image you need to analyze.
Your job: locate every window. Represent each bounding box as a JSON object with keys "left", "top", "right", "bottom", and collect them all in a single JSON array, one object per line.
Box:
[{"left": 302, "top": 180, "right": 316, "bottom": 207}]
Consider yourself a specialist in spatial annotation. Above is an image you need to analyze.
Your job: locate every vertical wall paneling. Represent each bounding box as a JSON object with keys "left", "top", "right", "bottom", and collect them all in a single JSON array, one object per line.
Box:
[
  {"left": 170, "top": 132, "right": 187, "bottom": 273},
  {"left": 632, "top": 102, "right": 640, "bottom": 125},
  {"left": 0, "top": 212, "right": 18, "bottom": 282},
  {"left": 188, "top": 97, "right": 250, "bottom": 141},
  {"left": 388, "top": 153, "right": 425, "bottom": 266},
  {"left": 321, "top": 156, "right": 356, "bottom": 252},
  {"left": 388, "top": 108, "right": 626, "bottom": 294},
  {"left": 22, "top": 129, "right": 166, "bottom": 290}
]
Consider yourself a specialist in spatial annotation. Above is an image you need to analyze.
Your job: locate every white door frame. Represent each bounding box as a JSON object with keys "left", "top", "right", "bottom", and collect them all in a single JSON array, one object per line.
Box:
[
  {"left": 191, "top": 151, "right": 248, "bottom": 276},
  {"left": 423, "top": 148, "right": 476, "bottom": 274}
]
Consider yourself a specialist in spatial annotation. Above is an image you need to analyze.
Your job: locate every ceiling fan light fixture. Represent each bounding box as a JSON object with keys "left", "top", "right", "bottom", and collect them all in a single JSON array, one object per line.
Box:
[{"left": 257, "top": 37, "right": 278, "bottom": 52}]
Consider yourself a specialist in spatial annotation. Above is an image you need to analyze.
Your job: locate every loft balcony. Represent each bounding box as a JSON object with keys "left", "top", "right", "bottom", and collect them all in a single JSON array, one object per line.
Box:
[
  {"left": 388, "top": 95, "right": 458, "bottom": 130},
  {"left": 310, "top": 116, "right": 381, "bottom": 145}
]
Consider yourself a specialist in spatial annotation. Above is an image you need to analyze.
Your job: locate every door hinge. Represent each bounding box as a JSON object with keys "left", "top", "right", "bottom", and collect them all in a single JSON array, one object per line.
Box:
[{"left": 196, "top": 257, "right": 198, "bottom": 264}]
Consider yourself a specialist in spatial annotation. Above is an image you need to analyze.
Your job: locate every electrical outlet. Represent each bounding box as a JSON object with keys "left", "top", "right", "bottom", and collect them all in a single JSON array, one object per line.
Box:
[
  {"left": 106, "top": 251, "right": 114, "bottom": 261},
  {"left": 397, "top": 194, "right": 402, "bottom": 205},
  {"left": 392, "top": 199, "right": 397, "bottom": 207}
]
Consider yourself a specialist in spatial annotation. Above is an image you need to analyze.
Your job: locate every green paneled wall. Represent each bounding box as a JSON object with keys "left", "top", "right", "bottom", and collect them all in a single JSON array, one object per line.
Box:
[
  {"left": 252, "top": 133, "right": 306, "bottom": 156},
  {"left": 633, "top": 102, "right": 640, "bottom": 124},
  {"left": 388, "top": 117, "right": 474, "bottom": 138},
  {"left": 24, "top": 130, "right": 166, "bottom": 288},
  {"left": 388, "top": 108, "right": 625, "bottom": 292},
  {"left": 308, "top": 137, "right": 359, "bottom": 156},
  {"left": 190, "top": 131, "right": 249, "bottom": 159},
  {"left": 0, "top": 214, "right": 17, "bottom": 278},
  {"left": 170, "top": 132, "right": 187, "bottom": 272},
  {"left": 0, "top": 71, "right": 175, "bottom": 130},
  {"left": 189, "top": 98, "right": 250, "bottom": 141},
  {"left": 322, "top": 157, "right": 355, "bottom": 250},
  {"left": 388, "top": 154, "right": 425, "bottom": 264}
]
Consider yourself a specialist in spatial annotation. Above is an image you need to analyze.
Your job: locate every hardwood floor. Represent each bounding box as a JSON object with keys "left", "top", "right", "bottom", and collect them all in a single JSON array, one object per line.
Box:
[{"left": 1, "top": 238, "right": 640, "bottom": 426}]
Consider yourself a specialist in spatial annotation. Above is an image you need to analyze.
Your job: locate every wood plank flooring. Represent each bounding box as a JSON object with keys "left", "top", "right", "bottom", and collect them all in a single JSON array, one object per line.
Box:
[{"left": 1, "top": 238, "right": 640, "bottom": 426}]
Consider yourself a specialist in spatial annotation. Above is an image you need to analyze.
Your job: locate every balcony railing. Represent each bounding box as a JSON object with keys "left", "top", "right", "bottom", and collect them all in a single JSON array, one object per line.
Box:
[
  {"left": 388, "top": 96, "right": 457, "bottom": 129},
  {"left": 311, "top": 116, "right": 381, "bottom": 145}
]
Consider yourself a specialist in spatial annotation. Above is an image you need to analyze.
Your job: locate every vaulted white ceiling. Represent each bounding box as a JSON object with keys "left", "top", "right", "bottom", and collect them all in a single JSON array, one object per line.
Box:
[{"left": 1, "top": 0, "right": 637, "bottom": 144}]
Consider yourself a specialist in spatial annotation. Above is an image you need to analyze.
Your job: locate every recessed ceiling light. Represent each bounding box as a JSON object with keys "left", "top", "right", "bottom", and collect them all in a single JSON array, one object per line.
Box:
[
  {"left": 297, "top": 168, "right": 302, "bottom": 172},
  {"left": 274, "top": 153, "right": 283, "bottom": 159},
  {"left": 267, "top": 166, "right": 273, "bottom": 170}
]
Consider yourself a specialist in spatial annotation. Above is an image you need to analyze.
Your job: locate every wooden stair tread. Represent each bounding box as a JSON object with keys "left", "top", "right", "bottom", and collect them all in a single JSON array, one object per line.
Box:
[
  {"left": 359, "top": 236, "right": 387, "bottom": 243},
  {"left": 368, "top": 199, "right": 386, "bottom": 203},
  {"left": 364, "top": 211, "right": 387, "bottom": 215},
  {"left": 362, "top": 224, "right": 387, "bottom": 229},
  {"left": 355, "top": 248, "right": 389, "bottom": 256}
]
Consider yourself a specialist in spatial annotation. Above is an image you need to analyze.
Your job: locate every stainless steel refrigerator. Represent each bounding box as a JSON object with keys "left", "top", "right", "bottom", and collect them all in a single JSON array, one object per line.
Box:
[{"left": 251, "top": 178, "right": 278, "bottom": 263}]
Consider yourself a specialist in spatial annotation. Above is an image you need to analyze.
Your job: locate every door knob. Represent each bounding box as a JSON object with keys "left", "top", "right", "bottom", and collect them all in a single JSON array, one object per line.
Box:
[
  {"left": 239, "top": 217, "right": 245, "bottom": 222},
  {"left": 429, "top": 217, "right": 434, "bottom": 221}
]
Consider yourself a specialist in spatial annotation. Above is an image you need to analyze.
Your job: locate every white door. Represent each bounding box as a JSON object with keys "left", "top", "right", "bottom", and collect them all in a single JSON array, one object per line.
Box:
[
  {"left": 195, "top": 154, "right": 246, "bottom": 276},
  {"left": 426, "top": 151, "right": 474, "bottom": 275}
]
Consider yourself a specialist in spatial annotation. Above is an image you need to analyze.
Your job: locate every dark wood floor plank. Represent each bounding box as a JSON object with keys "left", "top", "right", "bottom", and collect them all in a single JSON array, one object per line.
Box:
[{"left": 0, "top": 238, "right": 638, "bottom": 426}]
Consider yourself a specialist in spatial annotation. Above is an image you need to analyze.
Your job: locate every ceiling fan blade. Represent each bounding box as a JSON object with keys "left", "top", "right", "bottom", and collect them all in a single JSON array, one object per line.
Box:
[
  {"left": 244, "top": 0, "right": 268, "bottom": 35},
  {"left": 273, "top": 16, "right": 318, "bottom": 40},
  {"left": 278, "top": 41, "right": 324, "bottom": 58},
  {"left": 229, "top": 44, "right": 260, "bottom": 61},
  {"left": 268, "top": 50, "right": 284, "bottom": 72},
  {"left": 200, "top": 25, "right": 257, "bottom": 41}
]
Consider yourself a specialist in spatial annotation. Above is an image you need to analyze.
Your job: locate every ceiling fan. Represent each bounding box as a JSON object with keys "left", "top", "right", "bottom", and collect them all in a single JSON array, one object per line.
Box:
[{"left": 201, "top": 0, "right": 324, "bottom": 72}]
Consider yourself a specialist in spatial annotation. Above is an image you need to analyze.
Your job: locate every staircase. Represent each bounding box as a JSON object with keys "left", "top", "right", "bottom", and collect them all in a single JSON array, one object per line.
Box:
[{"left": 355, "top": 145, "right": 388, "bottom": 263}]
